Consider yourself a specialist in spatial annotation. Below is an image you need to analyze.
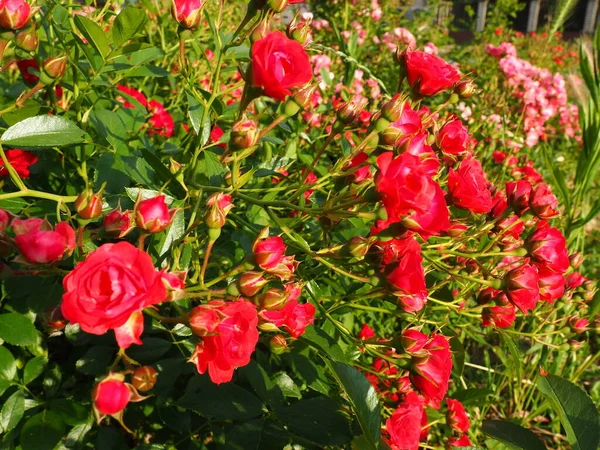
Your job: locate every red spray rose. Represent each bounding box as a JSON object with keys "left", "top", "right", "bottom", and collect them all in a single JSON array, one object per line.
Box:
[
  {"left": 409, "top": 333, "right": 453, "bottom": 408},
  {"left": 446, "top": 398, "right": 470, "bottom": 433},
  {"left": 113, "top": 311, "right": 144, "bottom": 349},
  {"left": 13, "top": 219, "right": 75, "bottom": 264},
  {"left": 506, "top": 180, "right": 532, "bottom": 216},
  {"left": 385, "top": 391, "right": 424, "bottom": 450},
  {"left": 531, "top": 183, "right": 559, "bottom": 219},
  {"left": 251, "top": 31, "right": 313, "bottom": 101},
  {"left": 527, "top": 221, "right": 569, "bottom": 273},
  {"left": 147, "top": 100, "right": 175, "bottom": 137},
  {"left": 482, "top": 303, "right": 516, "bottom": 328},
  {"left": 171, "top": 0, "right": 202, "bottom": 29},
  {"left": 437, "top": 118, "right": 470, "bottom": 155},
  {"left": 191, "top": 300, "right": 259, "bottom": 384},
  {"left": 448, "top": 157, "right": 494, "bottom": 214},
  {"left": 358, "top": 323, "right": 375, "bottom": 340},
  {"left": 504, "top": 261, "right": 540, "bottom": 313},
  {"left": 117, "top": 84, "right": 147, "bottom": 108},
  {"left": 61, "top": 242, "right": 166, "bottom": 335},
  {"left": 252, "top": 232, "right": 297, "bottom": 278},
  {"left": 103, "top": 207, "right": 133, "bottom": 238},
  {"left": 93, "top": 376, "right": 131, "bottom": 416},
  {"left": 260, "top": 300, "right": 316, "bottom": 338},
  {"left": 537, "top": 265, "right": 565, "bottom": 302},
  {"left": 0, "top": 208, "right": 10, "bottom": 232},
  {"left": 0, "top": 0, "right": 36, "bottom": 30},
  {"left": 135, "top": 195, "right": 178, "bottom": 234},
  {"left": 404, "top": 50, "right": 461, "bottom": 96},
  {"left": 0, "top": 149, "right": 37, "bottom": 178},
  {"left": 447, "top": 435, "right": 472, "bottom": 447}
]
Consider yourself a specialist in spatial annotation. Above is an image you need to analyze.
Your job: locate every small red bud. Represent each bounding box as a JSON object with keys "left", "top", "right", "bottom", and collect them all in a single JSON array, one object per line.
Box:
[
  {"left": 75, "top": 188, "right": 104, "bottom": 220},
  {"left": 269, "top": 334, "right": 288, "bottom": 354}
]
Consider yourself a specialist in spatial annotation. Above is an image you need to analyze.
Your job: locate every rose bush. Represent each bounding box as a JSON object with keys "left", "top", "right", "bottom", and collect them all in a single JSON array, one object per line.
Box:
[{"left": 0, "top": 0, "right": 598, "bottom": 449}]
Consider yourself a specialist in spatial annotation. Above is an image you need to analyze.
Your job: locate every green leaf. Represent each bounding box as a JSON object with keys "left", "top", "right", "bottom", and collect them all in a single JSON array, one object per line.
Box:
[
  {"left": 300, "top": 325, "right": 349, "bottom": 363},
  {"left": 140, "top": 148, "right": 186, "bottom": 199},
  {"left": 239, "top": 361, "right": 284, "bottom": 409},
  {"left": 537, "top": 373, "right": 600, "bottom": 450},
  {"left": 0, "top": 313, "right": 38, "bottom": 346},
  {"left": 177, "top": 375, "right": 264, "bottom": 420},
  {"left": 203, "top": 150, "right": 227, "bottom": 185},
  {"left": 0, "top": 346, "right": 17, "bottom": 380},
  {"left": 1, "top": 389, "right": 25, "bottom": 433},
  {"left": 64, "top": 422, "right": 92, "bottom": 449},
  {"left": 23, "top": 356, "right": 47, "bottom": 385},
  {"left": 49, "top": 399, "right": 90, "bottom": 426},
  {"left": 1, "top": 116, "right": 88, "bottom": 148},
  {"left": 272, "top": 372, "right": 302, "bottom": 399},
  {"left": 326, "top": 361, "right": 381, "bottom": 449},
  {"left": 187, "top": 93, "right": 212, "bottom": 146},
  {"left": 127, "top": 338, "right": 171, "bottom": 363},
  {"left": 276, "top": 396, "right": 352, "bottom": 446},
  {"left": 112, "top": 7, "right": 148, "bottom": 48},
  {"left": 219, "top": 419, "right": 291, "bottom": 450},
  {"left": 74, "top": 16, "right": 110, "bottom": 59},
  {"left": 20, "top": 410, "right": 66, "bottom": 450},
  {"left": 482, "top": 420, "right": 547, "bottom": 450},
  {"left": 75, "top": 346, "right": 115, "bottom": 375},
  {"left": 89, "top": 109, "right": 128, "bottom": 153}
]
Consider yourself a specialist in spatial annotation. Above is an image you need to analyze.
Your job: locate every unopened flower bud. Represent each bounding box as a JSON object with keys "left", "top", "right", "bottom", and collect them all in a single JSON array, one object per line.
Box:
[
  {"left": 269, "top": 334, "right": 288, "bottom": 354},
  {"left": 583, "top": 280, "right": 597, "bottom": 302},
  {"left": 42, "top": 306, "right": 66, "bottom": 332},
  {"left": 336, "top": 96, "right": 368, "bottom": 125},
  {"left": 287, "top": 15, "right": 312, "bottom": 45},
  {"left": 569, "top": 316, "right": 588, "bottom": 334},
  {"left": 380, "top": 94, "right": 405, "bottom": 123},
  {"left": 15, "top": 25, "right": 38, "bottom": 52},
  {"left": 42, "top": 54, "right": 68, "bottom": 82},
  {"left": 134, "top": 194, "right": 178, "bottom": 234},
  {"left": 0, "top": 208, "right": 11, "bottom": 232},
  {"left": 229, "top": 118, "right": 258, "bottom": 150},
  {"left": 260, "top": 288, "right": 289, "bottom": 310},
  {"left": 569, "top": 252, "right": 583, "bottom": 269},
  {"left": 131, "top": 366, "right": 158, "bottom": 392},
  {"left": 447, "top": 221, "right": 467, "bottom": 238},
  {"left": 0, "top": 0, "right": 37, "bottom": 31},
  {"left": 92, "top": 374, "right": 130, "bottom": 416},
  {"left": 171, "top": 0, "right": 203, "bottom": 29},
  {"left": 345, "top": 236, "right": 373, "bottom": 259},
  {"left": 401, "top": 329, "right": 428, "bottom": 354},
  {"left": 454, "top": 80, "right": 476, "bottom": 98},
  {"left": 238, "top": 271, "right": 268, "bottom": 297},
  {"left": 75, "top": 188, "right": 103, "bottom": 220},
  {"left": 189, "top": 306, "right": 221, "bottom": 337},
  {"left": 267, "top": 0, "right": 288, "bottom": 13},
  {"left": 204, "top": 193, "right": 233, "bottom": 229},
  {"left": 103, "top": 207, "right": 133, "bottom": 238},
  {"left": 250, "top": 17, "right": 270, "bottom": 43}
]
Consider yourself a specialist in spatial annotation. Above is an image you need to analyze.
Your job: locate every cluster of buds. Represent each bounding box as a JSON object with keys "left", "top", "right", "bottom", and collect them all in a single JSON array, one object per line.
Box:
[{"left": 92, "top": 368, "right": 157, "bottom": 427}]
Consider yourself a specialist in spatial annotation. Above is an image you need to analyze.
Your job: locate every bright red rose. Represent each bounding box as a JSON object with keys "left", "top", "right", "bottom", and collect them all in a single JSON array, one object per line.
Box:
[
  {"left": 506, "top": 180, "right": 532, "bottom": 216},
  {"left": 527, "top": 221, "right": 569, "bottom": 273},
  {"left": 385, "top": 235, "right": 428, "bottom": 313},
  {"left": 447, "top": 435, "right": 472, "bottom": 447},
  {"left": 260, "top": 300, "right": 316, "bottom": 338},
  {"left": 448, "top": 157, "right": 493, "bottom": 214},
  {"left": 191, "top": 300, "right": 259, "bottom": 384},
  {"left": 531, "top": 183, "right": 559, "bottom": 219},
  {"left": 410, "top": 333, "right": 453, "bottom": 408},
  {"left": 0, "top": 208, "right": 10, "bottom": 232},
  {"left": 0, "top": 149, "right": 37, "bottom": 178},
  {"left": 358, "top": 323, "right": 375, "bottom": 340},
  {"left": 93, "top": 377, "right": 130, "bottom": 416},
  {"left": 402, "top": 328, "right": 429, "bottom": 354},
  {"left": 114, "top": 311, "right": 144, "bottom": 349},
  {"left": 189, "top": 305, "right": 222, "bottom": 337},
  {"left": 135, "top": 195, "right": 177, "bottom": 233},
  {"left": 381, "top": 104, "right": 423, "bottom": 146},
  {"left": 61, "top": 242, "right": 166, "bottom": 335},
  {"left": 253, "top": 235, "right": 286, "bottom": 269},
  {"left": 210, "top": 126, "right": 226, "bottom": 148},
  {"left": 482, "top": 303, "right": 516, "bottom": 328},
  {"left": 386, "top": 391, "right": 424, "bottom": 450},
  {"left": 404, "top": 50, "right": 460, "bottom": 96},
  {"left": 537, "top": 265, "right": 565, "bottom": 303},
  {"left": 504, "top": 261, "right": 540, "bottom": 313},
  {"left": 148, "top": 100, "right": 175, "bottom": 137},
  {"left": 403, "top": 183, "right": 450, "bottom": 238},
  {"left": 171, "top": 0, "right": 202, "bottom": 29},
  {"left": 566, "top": 272, "right": 587, "bottom": 290},
  {"left": 251, "top": 31, "right": 313, "bottom": 101},
  {"left": 14, "top": 219, "right": 75, "bottom": 264},
  {"left": 0, "top": 0, "right": 35, "bottom": 30},
  {"left": 569, "top": 317, "right": 589, "bottom": 334},
  {"left": 103, "top": 207, "right": 133, "bottom": 238},
  {"left": 437, "top": 118, "right": 470, "bottom": 155},
  {"left": 446, "top": 398, "right": 470, "bottom": 433},
  {"left": 117, "top": 84, "right": 147, "bottom": 108}
]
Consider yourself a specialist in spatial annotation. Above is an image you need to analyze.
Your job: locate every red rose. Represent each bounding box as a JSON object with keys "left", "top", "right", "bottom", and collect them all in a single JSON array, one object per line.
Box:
[
  {"left": 437, "top": 118, "right": 470, "bottom": 155},
  {"left": 13, "top": 219, "right": 75, "bottom": 264},
  {"left": 16, "top": 59, "right": 39, "bottom": 85},
  {"left": 358, "top": 323, "right": 375, "bottom": 340},
  {"left": 191, "top": 300, "right": 259, "bottom": 384},
  {"left": 409, "top": 333, "right": 453, "bottom": 408},
  {"left": 530, "top": 183, "right": 559, "bottom": 219},
  {"left": 171, "top": 0, "right": 202, "bottom": 29},
  {"left": 117, "top": 84, "right": 147, "bottom": 108},
  {"left": 447, "top": 435, "right": 472, "bottom": 447},
  {"left": 482, "top": 303, "right": 516, "bottom": 328},
  {"left": 446, "top": 398, "right": 470, "bottom": 433},
  {"left": 527, "top": 221, "right": 569, "bottom": 273},
  {"left": 147, "top": 100, "right": 175, "bottom": 138},
  {"left": 260, "top": 300, "right": 316, "bottom": 338},
  {"left": 385, "top": 391, "right": 424, "bottom": 450},
  {"left": 251, "top": 31, "right": 313, "bottom": 101},
  {"left": 506, "top": 180, "right": 532, "bottom": 216},
  {"left": 0, "top": 149, "right": 37, "bottom": 178},
  {"left": 504, "top": 261, "right": 540, "bottom": 313},
  {"left": 404, "top": 50, "right": 460, "bottom": 96},
  {"left": 135, "top": 195, "right": 178, "bottom": 234},
  {"left": 537, "top": 265, "right": 565, "bottom": 303},
  {"left": 92, "top": 376, "right": 130, "bottom": 416},
  {"left": 61, "top": 242, "right": 166, "bottom": 335},
  {"left": 448, "top": 157, "right": 494, "bottom": 214}
]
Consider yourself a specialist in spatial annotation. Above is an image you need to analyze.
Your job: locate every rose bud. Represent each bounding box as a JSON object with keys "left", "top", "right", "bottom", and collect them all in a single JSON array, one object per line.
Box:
[
  {"left": 229, "top": 118, "right": 258, "bottom": 150},
  {"left": 0, "top": 0, "right": 37, "bottom": 31},
  {"left": 250, "top": 17, "right": 270, "bottom": 43},
  {"left": 269, "top": 334, "right": 289, "bottom": 355},
  {"left": 286, "top": 14, "right": 312, "bottom": 45},
  {"left": 267, "top": 0, "right": 288, "bottom": 13},
  {"left": 569, "top": 252, "right": 583, "bottom": 269},
  {"left": 204, "top": 193, "right": 233, "bottom": 229},
  {"left": 527, "top": 222, "right": 569, "bottom": 273},
  {"left": 92, "top": 375, "right": 131, "bottom": 416},
  {"left": 161, "top": 271, "right": 186, "bottom": 302},
  {"left": 530, "top": 182, "right": 559, "bottom": 219},
  {"left": 569, "top": 317, "right": 589, "bottom": 334},
  {"left": 13, "top": 219, "right": 76, "bottom": 264},
  {"left": 103, "top": 207, "right": 133, "bottom": 238},
  {"left": 482, "top": 303, "right": 516, "bottom": 328},
  {"left": 437, "top": 118, "right": 470, "bottom": 156},
  {"left": 0, "top": 208, "right": 11, "bottom": 232},
  {"left": 291, "top": 83, "right": 318, "bottom": 110},
  {"left": 42, "top": 54, "right": 68, "bottom": 82},
  {"left": 446, "top": 398, "right": 470, "bottom": 433},
  {"left": 566, "top": 272, "right": 587, "bottom": 290},
  {"left": 454, "top": 79, "right": 476, "bottom": 98},
  {"left": 380, "top": 94, "right": 406, "bottom": 123},
  {"left": 404, "top": 50, "right": 461, "bottom": 96},
  {"left": 75, "top": 188, "right": 104, "bottom": 220},
  {"left": 336, "top": 96, "right": 369, "bottom": 125},
  {"left": 506, "top": 180, "right": 533, "bottom": 216},
  {"left": 15, "top": 25, "right": 38, "bottom": 52},
  {"left": 259, "top": 288, "right": 289, "bottom": 310},
  {"left": 401, "top": 328, "right": 429, "bottom": 354},
  {"left": 189, "top": 306, "right": 221, "bottom": 337},
  {"left": 238, "top": 271, "right": 268, "bottom": 297},
  {"left": 447, "top": 221, "right": 467, "bottom": 238},
  {"left": 134, "top": 195, "right": 178, "bottom": 233},
  {"left": 409, "top": 333, "right": 453, "bottom": 408},
  {"left": 447, "top": 435, "right": 473, "bottom": 448},
  {"left": 253, "top": 233, "right": 286, "bottom": 270},
  {"left": 171, "top": 0, "right": 203, "bottom": 29},
  {"left": 131, "top": 366, "right": 158, "bottom": 392},
  {"left": 504, "top": 261, "right": 540, "bottom": 314},
  {"left": 583, "top": 280, "right": 597, "bottom": 302},
  {"left": 537, "top": 265, "right": 565, "bottom": 303},
  {"left": 42, "top": 306, "right": 66, "bottom": 332}
]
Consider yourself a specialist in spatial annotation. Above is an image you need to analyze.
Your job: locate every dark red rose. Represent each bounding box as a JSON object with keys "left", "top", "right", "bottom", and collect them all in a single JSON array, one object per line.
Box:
[
  {"left": 385, "top": 391, "right": 424, "bottom": 450},
  {"left": 385, "top": 235, "right": 428, "bottom": 312},
  {"left": 0, "top": 149, "right": 37, "bottom": 178},
  {"left": 251, "top": 31, "right": 312, "bottom": 101}
]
